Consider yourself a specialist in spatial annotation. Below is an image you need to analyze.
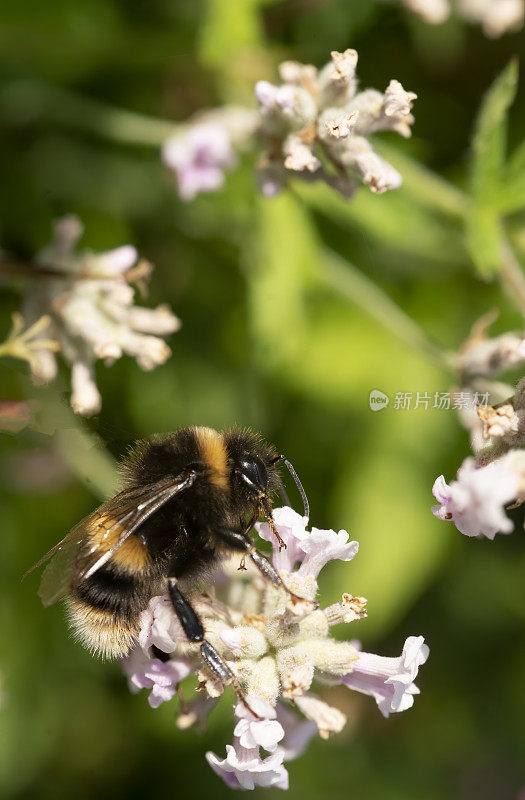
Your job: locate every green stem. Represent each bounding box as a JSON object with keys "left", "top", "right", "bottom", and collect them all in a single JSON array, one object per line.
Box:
[
  {"left": 0, "top": 79, "right": 178, "bottom": 147},
  {"left": 500, "top": 236, "right": 525, "bottom": 317},
  {"left": 375, "top": 141, "right": 470, "bottom": 220},
  {"left": 52, "top": 426, "right": 119, "bottom": 500},
  {"left": 320, "top": 248, "right": 454, "bottom": 370},
  {"left": 17, "top": 374, "right": 120, "bottom": 500}
]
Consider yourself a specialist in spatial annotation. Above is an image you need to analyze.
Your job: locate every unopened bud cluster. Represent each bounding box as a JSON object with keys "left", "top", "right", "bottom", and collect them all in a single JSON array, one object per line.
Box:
[{"left": 255, "top": 50, "right": 416, "bottom": 198}]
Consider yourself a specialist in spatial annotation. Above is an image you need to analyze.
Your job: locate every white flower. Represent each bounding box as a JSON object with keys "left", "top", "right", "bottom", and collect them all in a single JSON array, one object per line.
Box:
[
  {"left": 342, "top": 636, "right": 430, "bottom": 717},
  {"left": 255, "top": 81, "right": 296, "bottom": 111},
  {"left": 456, "top": 0, "right": 524, "bottom": 36},
  {"left": 402, "top": 0, "right": 451, "bottom": 24},
  {"left": 0, "top": 313, "right": 59, "bottom": 384},
  {"left": 124, "top": 508, "right": 429, "bottom": 790},
  {"left": 22, "top": 216, "right": 180, "bottom": 415},
  {"left": 296, "top": 527, "right": 359, "bottom": 578},
  {"left": 432, "top": 457, "right": 518, "bottom": 539},
  {"left": 454, "top": 330, "right": 525, "bottom": 378},
  {"left": 401, "top": 0, "right": 524, "bottom": 36},
  {"left": 206, "top": 744, "right": 289, "bottom": 791},
  {"left": 256, "top": 506, "right": 358, "bottom": 578},
  {"left": 255, "top": 506, "right": 309, "bottom": 572},
  {"left": 70, "top": 360, "right": 101, "bottom": 416},
  {"left": 233, "top": 698, "right": 285, "bottom": 752},
  {"left": 293, "top": 694, "right": 347, "bottom": 738},
  {"left": 254, "top": 49, "right": 416, "bottom": 199}
]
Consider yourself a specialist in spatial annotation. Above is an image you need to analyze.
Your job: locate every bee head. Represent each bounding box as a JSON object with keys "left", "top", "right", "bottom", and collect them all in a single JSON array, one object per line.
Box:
[
  {"left": 237, "top": 456, "right": 268, "bottom": 498},
  {"left": 224, "top": 428, "right": 309, "bottom": 520},
  {"left": 224, "top": 428, "right": 280, "bottom": 511}
]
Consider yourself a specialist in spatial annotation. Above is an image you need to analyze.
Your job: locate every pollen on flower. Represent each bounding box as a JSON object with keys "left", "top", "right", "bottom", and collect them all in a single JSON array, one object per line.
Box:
[{"left": 121, "top": 507, "right": 430, "bottom": 791}]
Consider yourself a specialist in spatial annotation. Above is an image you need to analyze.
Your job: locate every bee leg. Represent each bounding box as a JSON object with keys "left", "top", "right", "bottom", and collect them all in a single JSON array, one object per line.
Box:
[
  {"left": 213, "top": 528, "right": 318, "bottom": 608},
  {"left": 167, "top": 577, "right": 261, "bottom": 719}
]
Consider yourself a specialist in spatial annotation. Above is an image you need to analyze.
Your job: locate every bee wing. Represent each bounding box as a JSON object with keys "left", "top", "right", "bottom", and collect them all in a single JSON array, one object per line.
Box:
[{"left": 24, "top": 471, "right": 197, "bottom": 607}]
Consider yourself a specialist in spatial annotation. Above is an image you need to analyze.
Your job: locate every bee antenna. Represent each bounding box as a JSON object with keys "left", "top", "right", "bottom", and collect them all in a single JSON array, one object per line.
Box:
[{"left": 273, "top": 455, "right": 309, "bottom": 520}]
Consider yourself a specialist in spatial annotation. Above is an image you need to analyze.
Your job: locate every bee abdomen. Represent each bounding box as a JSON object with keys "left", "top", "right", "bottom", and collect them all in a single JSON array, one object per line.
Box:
[{"left": 67, "top": 565, "right": 149, "bottom": 659}]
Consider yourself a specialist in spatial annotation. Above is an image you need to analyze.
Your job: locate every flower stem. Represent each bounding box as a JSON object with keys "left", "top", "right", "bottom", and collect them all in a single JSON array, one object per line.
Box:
[
  {"left": 375, "top": 142, "right": 470, "bottom": 220},
  {"left": 15, "top": 373, "right": 120, "bottom": 500},
  {"left": 0, "top": 79, "right": 178, "bottom": 147},
  {"left": 320, "top": 248, "right": 454, "bottom": 370},
  {"left": 500, "top": 237, "right": 525, "bottom": 318}
]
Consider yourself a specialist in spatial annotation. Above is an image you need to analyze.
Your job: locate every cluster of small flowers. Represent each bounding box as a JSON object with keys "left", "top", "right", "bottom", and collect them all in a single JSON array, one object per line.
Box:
[
  {"left": 21, "top": 215, "right": 180, "bottom": 416},
  {"left": 402, "top": 0, "right": 524, "bottom": 37},
  {"left": 162, "top": 50, "right": 416, "bottom": 202},
  {"left": 121, "top": 507, "right": 429, "bottom": 791},
  {"left": 432, "top": 315, "right": 525, "bottom": 540}
]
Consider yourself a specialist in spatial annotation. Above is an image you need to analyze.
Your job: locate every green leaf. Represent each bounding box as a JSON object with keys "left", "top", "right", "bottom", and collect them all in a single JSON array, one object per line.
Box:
[
  {"left": 466, "top": 205, "right": 503, "bottom": 277},
  {"left": 499, "top": 139, "right": 525, "bottom": 214},
  {"left": 467, "top": 59, "right": 518, "bottom": 276},
  {"left": 295, "top": 180, "right": 465, "bottom": 266}
]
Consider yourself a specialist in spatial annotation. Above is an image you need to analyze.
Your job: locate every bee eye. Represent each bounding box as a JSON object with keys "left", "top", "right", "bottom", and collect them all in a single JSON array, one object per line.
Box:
[
  {"left": 238, "top": 458, "right": 267, "bottom": 493},
  {"left": 185, "top": 461, "right": 203, "bottom": 473}
]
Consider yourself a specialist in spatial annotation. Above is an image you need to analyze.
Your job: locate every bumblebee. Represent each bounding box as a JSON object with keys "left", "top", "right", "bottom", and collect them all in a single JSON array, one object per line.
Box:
[{"left": 25, "top": 426, "right": 308, "bottom": 704}]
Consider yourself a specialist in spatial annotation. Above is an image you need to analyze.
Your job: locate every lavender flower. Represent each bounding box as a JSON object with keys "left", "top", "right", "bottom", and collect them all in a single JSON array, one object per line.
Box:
[
  {"left": 431, "top": 456, "right": 519, "bottom": 538},
  {"left": 255, "top": 50, "right": 416, "bottom": 198},
  {"left": 162, "top": 108, "right": 258, "bottom": 201},
  {"left": 342, "top": 636, "right": 429, "bottom": 717},
  {"left": 122, "top": 507, "right": 429, "bottom": 790},
  {"left": 162, "top": 123, "right": 235, "bottom": 201},
  {"left": 121, "top": 648, "right": 191, "bottom": 709},
  {"left": 22, "top": 215, "right": 180, "bottom": 415}
]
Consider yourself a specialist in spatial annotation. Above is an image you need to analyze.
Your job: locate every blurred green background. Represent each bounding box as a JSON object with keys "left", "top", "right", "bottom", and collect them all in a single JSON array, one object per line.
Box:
[{"left": 1, "top": 1, "right": 525, "bottom": 798}]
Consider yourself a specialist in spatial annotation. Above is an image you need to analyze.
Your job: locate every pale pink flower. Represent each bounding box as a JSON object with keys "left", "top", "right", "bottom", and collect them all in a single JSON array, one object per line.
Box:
[
  {"left": 121, "top": 648, "right": 190, "bottom": 709},
  {"left": 296, "top": 527, "right": 359, "bottom": 578},
  {"left": 206, "top": 745, "right": 289, "bottom": 791},
  {"left": 138, "top": 595, "right": 185, "bottom": 653},
  {"left": 432, "top": 457, "right": 517, "bottom": 539},
  {"left": 275, "top": 703, "right": 317, "bottom": 760},
  {"left": 233, "top": 698, "right": 285, "bottom": 752},
  {"left": 207, "top": 698, "right": 288, "bottom": 790},
  {"left": 255, "top": 81, "right": 296, "bottom": 110},
  {"left": 342, "top": 636, "right": 429, "bottom": 717},
  {"left": 162, "top": 123, "right": 235, "bottom": 201},
  {"left": 255, "top": 506, "right": 309, "bottom": 572}
]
